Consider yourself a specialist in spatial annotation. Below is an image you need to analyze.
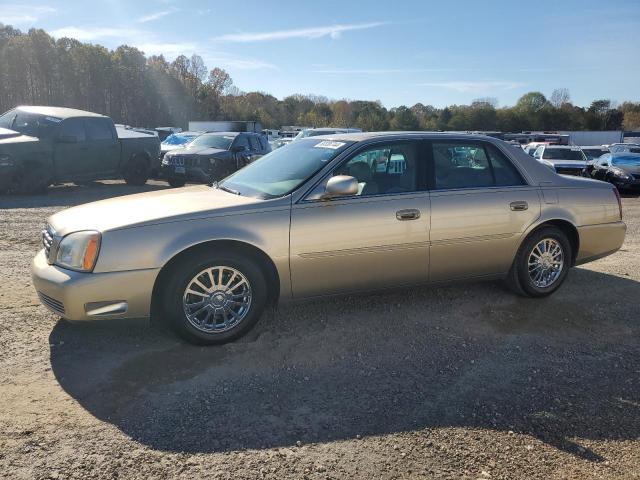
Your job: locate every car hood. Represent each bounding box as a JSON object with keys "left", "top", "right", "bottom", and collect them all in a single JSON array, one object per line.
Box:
[
  {"left": 168, "top": 147, "right": 229, "bottom": 156},
  {"left": 48, "top": 185, "right": 264, "bottom": 235},
  {"left": 0, "top": 128, "right": 39, "bottom": 145},
  {"left": 160, "top": 143, "right": 185, "bottom": 153},
  {"left": 614, "top": 164, "right": 640, "bottom": 174}
]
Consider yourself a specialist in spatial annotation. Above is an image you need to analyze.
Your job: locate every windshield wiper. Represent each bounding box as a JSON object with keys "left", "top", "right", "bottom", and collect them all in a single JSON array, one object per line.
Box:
[{"left": 218, "top": 184, "right": 241, "bottom": 195}]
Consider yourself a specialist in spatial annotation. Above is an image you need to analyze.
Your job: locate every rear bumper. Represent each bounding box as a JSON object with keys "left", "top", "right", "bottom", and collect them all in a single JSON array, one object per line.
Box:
[
  {"left": 31, "top": 250, "right": 159, "bottom": 320},
  {"left": 575, "top": 221, "right": 626, "bottom": 265}
]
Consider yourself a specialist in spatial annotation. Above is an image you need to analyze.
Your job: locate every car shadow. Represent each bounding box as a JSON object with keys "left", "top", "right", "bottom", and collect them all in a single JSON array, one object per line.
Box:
[
  {"left": 48, "top": 268, "right": 640, "bottom": 459},
  {"left": 0, "top": 180, "right": 172, "bottom": 209}
]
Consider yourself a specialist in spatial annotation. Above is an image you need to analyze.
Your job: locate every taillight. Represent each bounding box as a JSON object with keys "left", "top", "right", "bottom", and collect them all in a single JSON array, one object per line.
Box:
[{"left": 613, "top": 187, "right": 622, "bottom": 220}]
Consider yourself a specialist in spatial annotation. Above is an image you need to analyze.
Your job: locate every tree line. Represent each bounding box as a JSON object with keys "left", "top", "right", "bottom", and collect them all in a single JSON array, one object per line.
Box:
[{"left": 1, "top": 25, "right": 639, "bottom": 132}]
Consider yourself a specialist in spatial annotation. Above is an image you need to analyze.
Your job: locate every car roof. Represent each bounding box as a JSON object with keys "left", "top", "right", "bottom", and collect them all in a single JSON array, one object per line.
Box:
[
  {"left": 15, "top": 105, "right": 107, "bottom": 119},
  {"left": 318, "top": 131, "right": 507, "bottom": 143},
  {"left": 202, "top": 131, "right": 240, "bottom": 136},
  {"left": 611, "top": 152, "right": 640, "bottom": 157}
]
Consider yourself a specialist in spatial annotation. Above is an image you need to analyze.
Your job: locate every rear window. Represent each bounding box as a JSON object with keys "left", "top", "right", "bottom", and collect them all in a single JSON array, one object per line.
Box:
[{"left": 542, "top": 148, "right": 585, "bottom": 161}]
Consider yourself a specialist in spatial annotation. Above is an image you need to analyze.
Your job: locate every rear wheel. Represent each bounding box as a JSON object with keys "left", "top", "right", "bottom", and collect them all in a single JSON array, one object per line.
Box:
[
  {"left": 162, "top": 250, "right": 268, "bottom": 345},
  {"left": 123, "top": 155, "right": 150, "bottom": 186},
  {"left": 507, "top": 226, "right": 572, "bottom": 297},
  {"left": 167, "top": 176, "right": 186, "bottom": 188}
]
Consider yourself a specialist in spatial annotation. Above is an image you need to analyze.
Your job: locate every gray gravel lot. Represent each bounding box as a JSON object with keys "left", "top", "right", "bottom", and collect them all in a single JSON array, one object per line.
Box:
[{"left": 0, "top": 180, "right": 639, "bottom": 479}]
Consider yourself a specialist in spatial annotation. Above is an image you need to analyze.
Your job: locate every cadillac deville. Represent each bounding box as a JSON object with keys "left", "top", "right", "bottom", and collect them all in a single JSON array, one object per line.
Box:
[{"left": 32, "top": 132, "right": 626, "bottom": 344}]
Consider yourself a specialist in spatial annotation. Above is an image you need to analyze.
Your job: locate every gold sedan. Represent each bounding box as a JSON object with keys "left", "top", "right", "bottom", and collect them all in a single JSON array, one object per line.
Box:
[{"left": 32, "top": 133, "right": 626, "bottom": 344}]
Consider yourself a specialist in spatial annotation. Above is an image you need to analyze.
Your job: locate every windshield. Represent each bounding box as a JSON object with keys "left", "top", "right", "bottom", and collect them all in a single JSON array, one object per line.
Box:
[
  {"left": 187, "top": 134, "right": 234, "bottom": 150},
  {"left": 542, "top": 148, "right": 586, "bottom": 161},
  {"left": 162, "top": 133, "right": 198, "bottom": 146},
  {"left": 220, "top": 138, "right": 353, "bottom": 199},
  {"left": 612, "top": 155, "right": 640, "bottom": 167},
  {"left": 582, "top": 148, "right": 608, "bottom": 160},
  {"left": 0, "top": 110, "right": 59, "bottom": 138}
]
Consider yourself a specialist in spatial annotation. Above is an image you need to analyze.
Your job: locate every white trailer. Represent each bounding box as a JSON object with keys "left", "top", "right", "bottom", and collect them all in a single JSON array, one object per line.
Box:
[{"left": 188, "top": 120, "right": 262, "bottom": 133}]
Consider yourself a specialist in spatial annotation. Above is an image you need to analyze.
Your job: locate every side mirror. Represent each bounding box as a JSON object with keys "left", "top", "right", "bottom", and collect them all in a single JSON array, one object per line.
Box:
[
  {"left": 323, "top": 175, "right": 358, "bottom": 199},
  {"left": 58, "top": 134, "right": 79, "bottom": 143},
  {"left": 231, "top": 145, "right": 246, "bottom": 153}
]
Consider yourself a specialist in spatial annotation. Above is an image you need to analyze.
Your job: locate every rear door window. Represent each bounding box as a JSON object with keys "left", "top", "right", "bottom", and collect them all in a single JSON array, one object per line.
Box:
[
  {"left": 248, "top": 135, "right": 260, "bottom": 151},
  {"left": 432, "top": 142, "right": 525, "bottom": 189},
  {"left": 60, "top": 118, "right": 86, "bottom": 142},
  {"left": 85, "top": 118, "right": 114, "bottom": 141}
]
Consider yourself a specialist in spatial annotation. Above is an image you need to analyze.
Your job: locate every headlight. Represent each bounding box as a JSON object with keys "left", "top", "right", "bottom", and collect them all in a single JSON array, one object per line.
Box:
[
  {"left": 55, "top": 231, "right": 101, "bottom": 272},
  {"left": 610, "top": 168, "right": 631, "bottom": 179},
  {"left": 161, "top": 156, "right": 170, "bottom": 165},
  {"left": 0, "top": 154, "right": 13, "bottom": 167}
]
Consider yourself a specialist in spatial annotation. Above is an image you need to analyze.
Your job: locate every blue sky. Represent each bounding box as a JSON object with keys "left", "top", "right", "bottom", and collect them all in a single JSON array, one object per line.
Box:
[{"left": 1, "top": 0, "right": 639, "bottom": 108}]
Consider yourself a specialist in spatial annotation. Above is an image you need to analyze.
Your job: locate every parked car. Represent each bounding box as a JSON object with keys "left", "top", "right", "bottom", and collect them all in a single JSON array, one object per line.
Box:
[
  {"left": 533, "top": 145, "right": 587, "bottom": 175},
  {"left": 32, "top": 132, "right": 625, "bottom": 345},
  {"left": 159, "top": 131, "right": 202, "bottom": 161},
  {"left": 582, "top": 152, "right": 640, "bottom": 190},
  {"left": 155, "top": 127, "right": 182, "bottom": 142},
  {"left": 0, "top": 106, "right": 160, "bottom": 194},
  {"left": 272, "top": 137, "right": 294, "bottom": 149},
  {"left": 523, "top": 142, "right": 547, "bottom": 156},
  {"left": 608, "top": 143, "right": 640, "bottom": 154},
  {"left": 161, "top": 131, "right": 270, "bottom": 187},
  {"left": 580, "top": 145, "right": 609, "bottom": 161},
  {"left": 293, "top": 127, "right": 362, "bottom": 140}
]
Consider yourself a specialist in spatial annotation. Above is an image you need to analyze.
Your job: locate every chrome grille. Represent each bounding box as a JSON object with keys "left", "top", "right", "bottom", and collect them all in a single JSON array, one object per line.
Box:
[
  {"left": 37, "top": 292, "right": 65, "bottom": 315},
  {"left": 42, "top": 226, "right": 53, "bottom": 256}
]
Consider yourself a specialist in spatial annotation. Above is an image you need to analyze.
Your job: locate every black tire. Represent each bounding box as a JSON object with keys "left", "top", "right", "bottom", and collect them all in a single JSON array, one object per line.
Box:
[
  {"left": 507, "top": 226, "right": 572, "bottom": 298},
  {"left": 162, "top": 249, "right": 268, "bottom": 345},
  {"left": 167, "top": 176, "right": 186, "bottom": 188},
  {"left": 10, "top": 163, "right": 50, "bottom": 194},
  {"left": 123, "top": 155, "right": 150, "bottom": 186}
]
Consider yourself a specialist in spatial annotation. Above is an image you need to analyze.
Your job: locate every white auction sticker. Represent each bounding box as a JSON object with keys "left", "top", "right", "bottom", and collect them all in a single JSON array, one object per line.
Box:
[
  {"left": 45, "top": 116, "right": 62, "bottom": 123},
  {"left": 314, "top": 140, "right": 345, "bottom": 149}
]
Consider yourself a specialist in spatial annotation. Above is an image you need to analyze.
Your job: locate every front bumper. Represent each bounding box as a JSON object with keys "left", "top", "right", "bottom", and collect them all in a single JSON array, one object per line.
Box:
[
  {"left": 160, "top": 164, "right": 211, "bottom": 183},
  {"left": 31, "top": 250, "right": 159, "bottom": 320}
]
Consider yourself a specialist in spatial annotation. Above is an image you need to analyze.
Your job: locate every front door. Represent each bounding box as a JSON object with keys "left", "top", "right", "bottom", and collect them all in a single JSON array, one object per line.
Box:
[
  {"left": 428, "top": 140, "right": 541, "bottom": 281},
  {"left": 289, "top": 140, "right": 430, "bottom": 298}
]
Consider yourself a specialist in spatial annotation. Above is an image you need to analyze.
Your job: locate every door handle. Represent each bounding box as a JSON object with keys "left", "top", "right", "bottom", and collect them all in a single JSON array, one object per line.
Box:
[
  {"left": 510, "top": 201, "right": 528, "bottom": 211},
  {"left": 396, "top": 209, "right": 421, "bottom": 220}
]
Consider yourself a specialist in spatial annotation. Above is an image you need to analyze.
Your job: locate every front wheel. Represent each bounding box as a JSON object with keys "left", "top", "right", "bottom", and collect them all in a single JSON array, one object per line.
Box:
[
  {"left": 162, "top": 250, "right": 268, "bottom": 345},
  {"left": 507, "top": 227, "right": 572, "bottom": 297},
  {"left": 167, "top": 176, "right": 186, "bottom": 188}
]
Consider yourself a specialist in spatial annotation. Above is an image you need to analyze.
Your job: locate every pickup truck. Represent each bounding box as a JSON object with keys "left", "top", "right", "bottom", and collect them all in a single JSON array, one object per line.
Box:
[{"left": 0, "top": 106, "right": 160, "bottom": 194}]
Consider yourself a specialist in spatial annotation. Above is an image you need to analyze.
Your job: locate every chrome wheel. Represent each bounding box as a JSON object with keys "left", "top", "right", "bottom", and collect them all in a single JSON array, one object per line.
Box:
[
  {"left": 527, "top": 238, "right": 564, "bottom": 288},
  {"left": 182, "top": 266, "right": 252, "bottom": 333}
]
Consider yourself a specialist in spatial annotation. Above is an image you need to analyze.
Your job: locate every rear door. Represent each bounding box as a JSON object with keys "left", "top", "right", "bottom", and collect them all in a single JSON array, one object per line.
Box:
[
  {"left": 428, "top": 140, "right": 541, "bottom": 281},
  {"left": 289, "top": 140, "right": 430, "bottom": 297},
  {"left": 53, "top": 118, "right": 90, "bottom": 179},
  {"left": 84, "top": 118, "right": 120, "bottom": 175}
]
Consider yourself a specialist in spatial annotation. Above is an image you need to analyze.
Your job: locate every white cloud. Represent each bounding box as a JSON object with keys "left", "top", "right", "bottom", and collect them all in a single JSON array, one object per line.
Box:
[
  {"left": 417, "top": 81, "right": 525, "bottom": 93},
  {"left": 137, "top": 9, "right": 174, "bottom": 23},
  {"left": 50, "top": 26, "right": 143, "bottom": 41},
  {"left": 214, "top": 22, "right": 385, "bottom": 42},
  {"left": 136, "top": 42, "right": 198, "bottom": 57},
  {"left": 0, "top": 5, "right": 56, "bottom": 26},
  {"left": 202, "top": 52, "right": 277, "bottom": 71}
]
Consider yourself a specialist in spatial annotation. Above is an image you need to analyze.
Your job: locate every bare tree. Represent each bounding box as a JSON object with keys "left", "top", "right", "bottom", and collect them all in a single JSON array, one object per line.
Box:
[{"left": 550, "top": 88, "right": 570, "bottom": 107}]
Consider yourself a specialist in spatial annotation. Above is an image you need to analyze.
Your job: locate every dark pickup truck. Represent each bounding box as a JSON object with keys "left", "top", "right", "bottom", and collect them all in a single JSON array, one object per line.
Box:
[{"left": 0, "top": 106, "right": 160, "bottom": 194}]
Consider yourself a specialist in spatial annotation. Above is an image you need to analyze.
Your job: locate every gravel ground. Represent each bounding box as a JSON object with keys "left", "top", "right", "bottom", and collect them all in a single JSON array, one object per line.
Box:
[{"left": 0, "top": 180, "right": 639, "bottom": 480}]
